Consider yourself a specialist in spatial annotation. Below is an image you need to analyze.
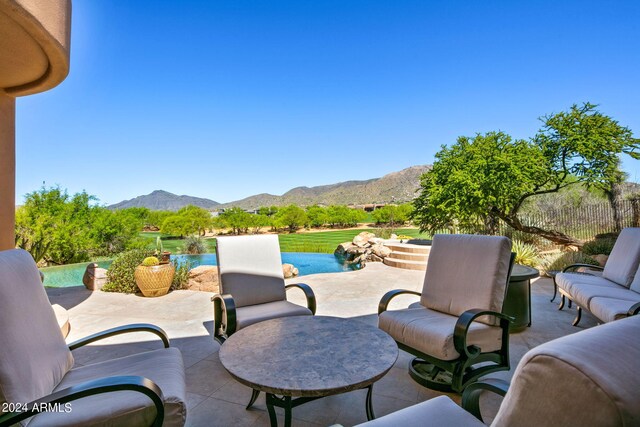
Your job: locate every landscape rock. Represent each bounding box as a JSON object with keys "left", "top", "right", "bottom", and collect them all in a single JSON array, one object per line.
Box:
[
  {"left": 593, "top": 254, "right": 609, "bottom": 267},
  {"left": 282, "top": 263, "right": 299, "bottom": 278},
  {"left": 353, "top": 232, "right": 376, "bottom": 248},
  {"left": 334, "top": 242, "right": 355, "bottom": 256},
  {"left": 83, "top": 263, "right": 108, "bottom": 291},
  {"left": 371, "top": 244, "right": 392, "bottom": 258},
  {"left": 187, "top": 265, "right": 219, "bottom": 293},
  {"left": 334, "top": 232, "right": 392, "bottom": 266}
]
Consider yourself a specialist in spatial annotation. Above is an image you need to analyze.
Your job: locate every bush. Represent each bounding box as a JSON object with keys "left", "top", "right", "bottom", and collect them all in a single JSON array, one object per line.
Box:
[
  {"left": 582, "top": 237, "right": 616, "bottom": 256},
  {"left": 171, "top": 259, "right": 192, "bottom": 290},
  {"left": 540, "top": 251, "right": 599, "bottom": 275},
  {"left": 182, "top": 235, "right": 208, "bottom": 254},
  {"left": 103, "top": 249, "right": 154, "bottom": 293},
  {"left": 512, "top": 240, "right": 540, "bottom": 268}
]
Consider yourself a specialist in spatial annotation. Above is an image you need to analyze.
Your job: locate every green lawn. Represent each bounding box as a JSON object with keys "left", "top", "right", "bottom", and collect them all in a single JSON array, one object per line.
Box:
[{"left": 141, "top": 228, "right": 430, "bottom": 254}]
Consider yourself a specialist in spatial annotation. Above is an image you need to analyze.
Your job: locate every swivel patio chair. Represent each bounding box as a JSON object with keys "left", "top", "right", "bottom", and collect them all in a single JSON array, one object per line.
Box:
[
  {"left": 352, "top": 312, "right": 640, "bottom": 427},
  {"left": 0, "top": 249, "right": 187, "bottom": 427},
  {"left": 212, "top": 234, "right": 316, "bottom": 344},
  {"left": 378, "top": 234, "right": 514, "bottom": 393}
]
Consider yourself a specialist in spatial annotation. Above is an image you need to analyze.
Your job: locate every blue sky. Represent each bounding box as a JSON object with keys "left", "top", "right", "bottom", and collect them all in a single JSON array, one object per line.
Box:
[{"left": 16, "top": 0, "right": 640, "bottom": 205}]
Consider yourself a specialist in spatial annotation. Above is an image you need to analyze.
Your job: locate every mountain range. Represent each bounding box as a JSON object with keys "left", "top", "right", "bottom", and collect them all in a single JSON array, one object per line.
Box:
[{"left": 107, "top": 165, "right": 430, "bottom": 211}]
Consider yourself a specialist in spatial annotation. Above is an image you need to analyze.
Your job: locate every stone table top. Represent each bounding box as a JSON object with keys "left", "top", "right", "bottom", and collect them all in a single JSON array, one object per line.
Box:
[{"left": 219, "top": 316, "right": 398, "bottom": 397}]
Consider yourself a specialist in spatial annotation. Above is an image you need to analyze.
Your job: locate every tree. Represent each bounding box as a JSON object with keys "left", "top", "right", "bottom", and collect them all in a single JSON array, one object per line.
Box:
[
  {"left": 220, "top": 207, "right": 252, "bottom": 235},
  {"left": 247, "top": 214, "right": 270, "bottom": 234},
  {"left": 326, "top": 205, "right": 366, "bottom": 228},
  {"left": 372, "top": 204, "right": 413, "bottom": 226},
  {"left": 161, "top": 205, "right": 212, "bottom": 237},
  {"left": 412, "top": 103, "right": 639, "bottom": 245},
  {"left": 306, "top": 205, "right": 328, "bottom": 228},
  {"left": 274, "top": 204, "right": 308, "bottom": 232},
  {"left": 15, "top": 187, "right": 141, "bottom": 264}
]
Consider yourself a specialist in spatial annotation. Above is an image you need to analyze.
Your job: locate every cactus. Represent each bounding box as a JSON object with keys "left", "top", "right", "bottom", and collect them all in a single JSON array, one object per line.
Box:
[
  {"left": 156, "top": 236, "right": 164, "bottom": 255},
  {"left": 141, "top": 256, "right": 160, "bottom": 267}
]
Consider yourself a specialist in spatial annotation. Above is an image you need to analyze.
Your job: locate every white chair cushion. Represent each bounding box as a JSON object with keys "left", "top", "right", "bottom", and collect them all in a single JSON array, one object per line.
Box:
[
  {"left": 353, "top": 395, "right": 483, "bottom": 427},
  {"left": 556, "top": 272, "right": 616, "bottom": 295},
  {"left": 493, "top": 315, "right": 640, "bottom": 426},
  {"left": 378, "top": 307, "right": 502, "bottom": 361},
  {"left": 630, "top": 262, "right": 640, "bottom": 294},
  {"left": 0, "top": 249, "right": 74, "bottom": 407},
  {"left": 570, "top": 284, "right": 640, "bottom": 309},
  {"left": 602, "top": 228, "right": 640, "bottom": 287},
  {"left": 420, "top": 234, "right": 512, "bottom": 326},
  {"left": 28, "top": 347, "right": 187, "bottom": 427},
  {"left": 216, "top": 235, "right": 287, "bottom": 307},
  {"left": 588, "top": 297, "right": 638, "bottom": 323},
  {"left": 236, "top": 300, "right": 312, "bottom": 330}
]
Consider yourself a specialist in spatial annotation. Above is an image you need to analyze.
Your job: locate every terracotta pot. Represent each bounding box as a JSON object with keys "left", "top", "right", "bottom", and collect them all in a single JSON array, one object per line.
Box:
[
  {"left": 134, "top": 263, "right": 175, "bottom": 297},
  {"left": 159, "top": 251, "right": 171, "bottom": 264}
]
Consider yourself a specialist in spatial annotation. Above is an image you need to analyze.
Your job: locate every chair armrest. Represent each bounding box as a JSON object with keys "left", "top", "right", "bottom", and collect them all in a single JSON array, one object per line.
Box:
[
  {"left": 0, "top": 375, "right": 165, "bottom": 427},
  {"left": 561, "top": 263, "right": 604, "bottom": 273},
  {"left": 68, "top": 324, "right": 170, "bottom": 351},
  {"left": 285, "top": 283, "right": 317, "bottom": 315},
  {"left": 212, "top": 293, "right": 236, "bottom": 343},
  {"left": 628, "top": 302, "right": 640, "bottom": 317},
  {"left": 378, "top": 289, "right": 422, "bottom": 315},
  {"left": 454, "top": 309, "right": 513, "bottom": 359},
  {"left": 461, "top": 378, "right": 510, "bottom": 422}
]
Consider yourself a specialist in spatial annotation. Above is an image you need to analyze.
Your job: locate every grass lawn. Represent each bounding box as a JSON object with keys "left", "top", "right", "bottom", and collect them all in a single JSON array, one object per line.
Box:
[{"left": 141, "top": 228, "right": 430, "bottom": 254}]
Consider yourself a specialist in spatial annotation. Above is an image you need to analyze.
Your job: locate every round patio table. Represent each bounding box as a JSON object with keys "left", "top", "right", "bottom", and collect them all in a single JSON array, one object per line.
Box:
[
  {"left": 219, "top": 316, "right": 398, "bottom": 427},
  {"left": 503, "top": 264, "right": 540, "bottom": 332}
]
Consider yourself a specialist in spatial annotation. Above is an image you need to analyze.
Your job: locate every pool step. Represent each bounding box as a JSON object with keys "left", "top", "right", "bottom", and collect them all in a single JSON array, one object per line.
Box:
[{"left": 383, "top": 243, "right": 430, "bottom": 271}]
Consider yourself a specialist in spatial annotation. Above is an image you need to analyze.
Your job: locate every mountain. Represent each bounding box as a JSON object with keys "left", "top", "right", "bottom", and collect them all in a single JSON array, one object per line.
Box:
[
  {"left": 219, "top": 165, "right": 431, "bottom": 209},
  {"left": 108, "top": 190, "right": 220, "bottom": 211}
]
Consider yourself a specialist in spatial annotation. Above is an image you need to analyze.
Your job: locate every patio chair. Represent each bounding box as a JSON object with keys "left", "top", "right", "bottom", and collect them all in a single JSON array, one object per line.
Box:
[
  {"left": 378, "top": 234, "right": 514, "bottom": 393},
  {"left": 212, "top": 234, "right": 316, "bottom": 344},
  {"left": 0, "top": 249, "right": 186, "bottom": 427},
  {"left": 555, "top": 227, "right": 640, "bottom": 325},
  {"left": 350, "top": 312, "right": 640, "bottom": 427}
]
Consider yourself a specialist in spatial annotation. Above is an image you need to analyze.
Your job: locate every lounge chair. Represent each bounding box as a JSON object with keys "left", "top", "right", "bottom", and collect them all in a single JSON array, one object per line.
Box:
[
  {"left": 378, "top": 234, "right": 514, "bottom": 392},
  {"left": 351, "top": 313, "right": 640, "bottom": 426},
  {"left": 212, "top": 234, "right": 316, "bottom": 344},
  {"left": 0, "top": 249, "right": 186, "bottom": 427},
  {"left": 555, "top": 227, "right": 640, "bottom": 325}
]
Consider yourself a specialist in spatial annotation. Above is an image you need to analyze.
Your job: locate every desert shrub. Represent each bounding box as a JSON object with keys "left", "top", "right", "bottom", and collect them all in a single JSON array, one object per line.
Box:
[
  {"left": 540, "top": 251, "right": 599, "bottom": 275},
  {"left": 512, "top": 240, "right": 540, "bottom": 268},
  {"left": 171, "top": 259, "right": 192, "bottom": 290},
  {"left": 582, "top": 237, "right": 616, "bottom": 256},
  {"left": 182, "top": 235, "right": 208, "bottom": 254},
  {"left": 103, "top": 248, "right": 154, "bottom": 293}
]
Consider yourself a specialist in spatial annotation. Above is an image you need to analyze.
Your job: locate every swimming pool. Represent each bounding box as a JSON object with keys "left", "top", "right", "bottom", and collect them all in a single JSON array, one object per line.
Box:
[{"left": 40, "top": 253, "right": 358, "bottom": 288}]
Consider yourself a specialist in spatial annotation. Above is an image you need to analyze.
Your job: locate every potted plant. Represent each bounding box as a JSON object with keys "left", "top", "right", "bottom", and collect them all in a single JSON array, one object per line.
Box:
[
  {"left": 156, "top": 236, "right": 171, "bottom": 264},
  {"left": 134, "top": 256, "right": 175, "bottom": 297}
]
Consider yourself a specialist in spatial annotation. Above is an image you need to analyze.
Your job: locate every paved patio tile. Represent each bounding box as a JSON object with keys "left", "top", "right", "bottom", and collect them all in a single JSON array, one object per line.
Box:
[{"left": 47, "top": 262, "right": 601, "bottom": 426}]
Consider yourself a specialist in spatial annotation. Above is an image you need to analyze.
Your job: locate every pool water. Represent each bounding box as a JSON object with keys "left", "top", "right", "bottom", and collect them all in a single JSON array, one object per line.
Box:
[{"left": 40, "top": 253, "right": 358, "bottom": 288}]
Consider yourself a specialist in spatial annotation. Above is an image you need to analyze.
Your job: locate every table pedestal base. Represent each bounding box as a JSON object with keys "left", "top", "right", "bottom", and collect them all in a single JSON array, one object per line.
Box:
[{"left": 261, "top": 385, "right": 375, "bottom": 427}]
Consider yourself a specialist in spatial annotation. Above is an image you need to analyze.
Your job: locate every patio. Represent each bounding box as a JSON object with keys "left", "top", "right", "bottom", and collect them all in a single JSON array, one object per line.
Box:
[{"left": 46, "top": 263, "right": 598, "bottom": 427}]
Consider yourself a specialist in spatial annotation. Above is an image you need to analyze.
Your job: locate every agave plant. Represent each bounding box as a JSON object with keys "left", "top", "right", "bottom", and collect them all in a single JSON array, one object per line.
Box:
[{"left": 512, "top": 240, "right": 541, "bottom": 268}]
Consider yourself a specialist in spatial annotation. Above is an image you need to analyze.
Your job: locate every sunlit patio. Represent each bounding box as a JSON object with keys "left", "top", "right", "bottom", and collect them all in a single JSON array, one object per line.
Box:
[{"left": 46, "top": 263, "right": 597, "bottom": 427}]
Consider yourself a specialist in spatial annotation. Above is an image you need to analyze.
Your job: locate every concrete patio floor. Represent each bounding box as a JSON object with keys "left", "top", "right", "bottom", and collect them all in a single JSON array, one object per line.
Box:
[{"left": 46, "top": 263, "right": 598, "bottom": 427}]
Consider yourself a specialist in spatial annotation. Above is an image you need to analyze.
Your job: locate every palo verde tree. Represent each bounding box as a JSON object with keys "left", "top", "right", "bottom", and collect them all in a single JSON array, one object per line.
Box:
[{"left": 412, "top": 103, "right": 639, "bottom": 246}]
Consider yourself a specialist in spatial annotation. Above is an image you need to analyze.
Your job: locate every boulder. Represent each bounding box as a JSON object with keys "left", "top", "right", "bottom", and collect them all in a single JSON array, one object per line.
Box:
[
  {"left": 83, "top": 263, "right": 108, "bottom": 291},
  {"left": 371, "top": 244, "right": 392, "bottom": 259},
  {"left": 353, "top": 232, "right": 376, "bottom": 248},
  {"left": 593, "top": 254, "right": 609, "bottom": 267},
  {"left": 187, "top": 265, "right": 219, "bottom": 293},
  {"left": 282, "top": 263, "right": 299, "bottom": 279},
  {"left": 334, "top": 242, "right": 354, "bottom": 256}
]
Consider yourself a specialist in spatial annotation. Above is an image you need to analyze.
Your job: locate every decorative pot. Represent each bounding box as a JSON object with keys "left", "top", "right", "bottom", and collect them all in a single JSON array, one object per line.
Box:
[
  {"left": 134, "top": 263, "right": 175, "bottom": 297},
  {"left": 159, "top": 251, "right": 171, "bottom": 264}
]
